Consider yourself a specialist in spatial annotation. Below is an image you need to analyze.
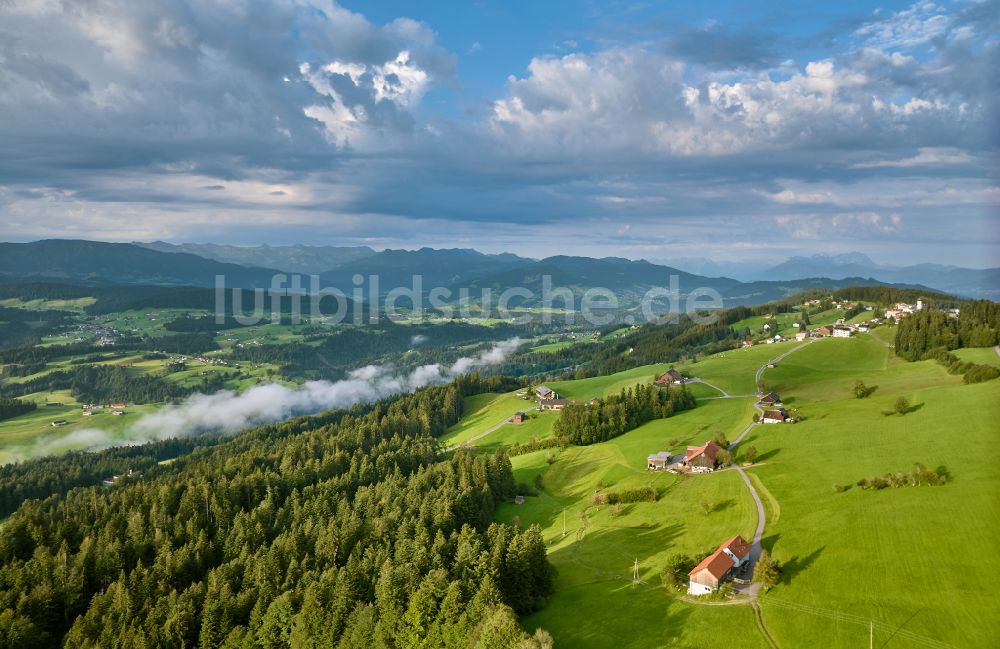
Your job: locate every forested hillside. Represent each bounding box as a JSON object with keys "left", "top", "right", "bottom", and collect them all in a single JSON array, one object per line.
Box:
[
  {"left": 894, "top": 300, "right": 1000, "bottom": 360},
  {"left": 0, "top": 377, "right": 555, "bottom": 648}
]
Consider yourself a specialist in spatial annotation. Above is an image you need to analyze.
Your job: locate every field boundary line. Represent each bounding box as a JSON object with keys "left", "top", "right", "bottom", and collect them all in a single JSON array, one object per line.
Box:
[{"left": 752, "top": 600, "right": 780, "bottom": 649}]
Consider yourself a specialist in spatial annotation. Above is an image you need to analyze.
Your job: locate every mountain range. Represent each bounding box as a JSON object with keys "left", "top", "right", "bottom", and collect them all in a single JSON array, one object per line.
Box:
[
  {"left": 656, "top": 253, "right": 997, "bottom": 299},
  {"left": 760, "top": 254, "right": 999, "bottom": 299},
  {"left": 0, "top": 240, "right": 950, "bottom": 309},
  {"left": 135, "top": 241, "right": 376, "bottom": 275}
]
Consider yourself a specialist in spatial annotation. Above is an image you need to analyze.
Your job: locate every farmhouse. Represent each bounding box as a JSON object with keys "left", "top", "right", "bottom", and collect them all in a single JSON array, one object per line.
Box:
[
  {"left": 761, "top": 408, "right": 787, "bottom": 423},
  {"left": 110, "top": 403, "right": 126, "bottom": 409},
  {"left": 535, "top": 386, "right": 558, "bottom": 401},
  {"left": 512, "top": 412, "right": 526, "bottom": 424},
  {"left": 758, "top": 392, "right": 782, "bottom": 406},
  {"left": 654, "top": 369, "right": 685, "bottom": 385},
  {"left": 688, "top": 535, "right": 752, "bottom": 595},
  {"left": 539, "top": 398, "right": 572, "bottom": 411},
  {"left": 647, "top": 451, "right": 673, "bottom": 471},
  {"left": 795, "top": 332, "right": 808, "bottom": 341},
  {"left": 685, "top": 441, "right": 723, "bottom": 473}
]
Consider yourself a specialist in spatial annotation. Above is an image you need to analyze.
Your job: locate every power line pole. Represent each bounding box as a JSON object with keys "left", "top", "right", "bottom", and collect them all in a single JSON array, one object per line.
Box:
[
  {"left": 633, "top": 558, "right": 639, "bottom": 584},
  {"left": 562, "top": 508, "right": 567, "bottom": 537},
  {"left": 869, "top": 621, "right": 873, "bottom": 649}
]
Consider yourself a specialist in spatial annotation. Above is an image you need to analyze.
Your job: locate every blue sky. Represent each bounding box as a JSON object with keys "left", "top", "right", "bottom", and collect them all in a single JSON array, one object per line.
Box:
[{"left": 0, "top": 0, "right": 996, "bottom": 267}]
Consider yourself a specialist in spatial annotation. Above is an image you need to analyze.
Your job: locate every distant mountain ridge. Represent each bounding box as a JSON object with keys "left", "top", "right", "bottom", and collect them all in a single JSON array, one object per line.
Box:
[
  {"left": 764, "top": 253, "right": 998, "bottom": 299},
  {"left": 135, "top": 241, "right": 376, "bottom": 275},
  {"left": 0, "top": 240, "right": 281, "bottom": 288},
  {"left": 0, "top": 240, "right": 949, "bottom": 307}
]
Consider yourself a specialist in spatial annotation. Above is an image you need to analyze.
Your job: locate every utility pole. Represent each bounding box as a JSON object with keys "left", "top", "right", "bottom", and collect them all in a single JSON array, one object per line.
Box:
[
  {"left": 562, "top": 508, "right": 567, "bottom": 537},
  {"left": 633, "top": 558, "right": 639, "bottom": 584},
  {"left": 869, "top": 621, "right": 873, "bottom": 649}
]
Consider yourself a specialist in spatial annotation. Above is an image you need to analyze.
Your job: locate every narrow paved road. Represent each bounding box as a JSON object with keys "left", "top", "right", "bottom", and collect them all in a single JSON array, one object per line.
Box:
[
  {"left": 443, "top": 406, "right": 538, "bottom": 452},
  {"left": 728, "top": 339, "right": 816, "bottom": 597}
]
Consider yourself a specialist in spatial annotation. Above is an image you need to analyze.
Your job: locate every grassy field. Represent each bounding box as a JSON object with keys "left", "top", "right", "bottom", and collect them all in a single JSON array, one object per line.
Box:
[
  {"left": 501, "top": 398, "right": 762, "bottom": 647},
  {"left": 0, "top": 351, "right": 281, "bottom": 463},
  {"left": 0, "top": 296, "right": 96, "bottom": 311},
  {"left": 747, "top": 337, "right": 1000, "bottom": 648},
  {"left": 548, "top": 364, "right": 672, "bottom": 400},
  {"left": 730, "top": 307, "right": 847, "bottom": 338},
  {"left": 867, "top": 323, "right": 897, "bottom": 347},
  {"left": 952, "top": 345, "right": 1000, "bottom": 368},
  {"left": 0, "top": 389, "right": 160, "bottom": 463},
  {"left": 438, "top": 331, "right": 1000, "bottom": 647},
  {"left": 675, "top": 341, "right": 800, "bottom": 395}
]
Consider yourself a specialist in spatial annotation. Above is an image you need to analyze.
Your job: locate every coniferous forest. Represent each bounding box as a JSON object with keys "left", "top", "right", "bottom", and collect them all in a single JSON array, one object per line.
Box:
[
  {"left": 0, "top": 377, "right": 556, "bottom": 649},
  {"left": 553, "top": 384, "right": 697, "bottom": 446}
]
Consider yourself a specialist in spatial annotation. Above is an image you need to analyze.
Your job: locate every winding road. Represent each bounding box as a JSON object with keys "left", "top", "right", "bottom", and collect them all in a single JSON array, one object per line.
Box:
[{"left": 727, "top": 340, "right": 816, "bottom": 598}]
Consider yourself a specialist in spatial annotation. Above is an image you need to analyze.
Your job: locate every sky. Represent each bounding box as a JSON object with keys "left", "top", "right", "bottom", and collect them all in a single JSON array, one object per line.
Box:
[{"left": 0, "top": 0, "right": 997, "bottom": 268}]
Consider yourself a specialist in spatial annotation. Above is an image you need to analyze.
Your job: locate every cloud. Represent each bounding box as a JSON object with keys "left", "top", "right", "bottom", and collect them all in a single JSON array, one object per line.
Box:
[
  {"left": 832, "top": 212, "right": 903, "bottom": 237},
  {"left": 0, "top": 0, "right": 996, "bottom": 268},
  {"left": 0, "top": 0, "right": 455, "bottom": 172},
  {"left": 767, "top": 189, "right": 833, "bottom": 205},
  {"left": 774, "top": 211, "right": 903, "bottom": 240},
  {"left": 850, "top": 147, "right": 975, "bottom": 169},
  {"left": 18, "top": 339, "right": 522, "bottom": 460},
  {"left": 855, "top": 1, "right": 954, "bottom": 49},
  {"left": 490, "top": 41, "right": 987, "bottom": 160}
]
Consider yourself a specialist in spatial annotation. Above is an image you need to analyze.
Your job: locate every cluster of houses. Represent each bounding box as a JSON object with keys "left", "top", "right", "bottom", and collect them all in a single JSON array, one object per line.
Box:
[
  {"left": 102, "top": 468, "right": 141, "bottom": 487},
  {"left": 884, "top": 299, "right": 958, "bottom": 321},
  {"left": 81, "top": 402, "right": 127, "bottom": 416},
  {"left": 884, "top": 299, "right": 924, "bottom": 320},
  {"left": 758, "top": 392, "right": 790, "bottom": 423},
  {"left": 647, "top": 440, "right": 725, "bottom": 473},
  {"left": 795, "top": 318, "right": 879, "bottom": 341},
  {"left": 688, "top": 535, "right": 752, "bottom": 595}
]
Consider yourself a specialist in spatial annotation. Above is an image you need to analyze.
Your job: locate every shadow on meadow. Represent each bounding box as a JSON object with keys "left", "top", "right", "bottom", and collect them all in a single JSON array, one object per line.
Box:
[
  {"left": 544, "top": 522, "right": 686, "bottom": 585},
  {"left": 755, "top": 448, "right": 781, "bottom": 463},
  {"left": 780, "top": 546, "right": 825, "bottom": 585}
]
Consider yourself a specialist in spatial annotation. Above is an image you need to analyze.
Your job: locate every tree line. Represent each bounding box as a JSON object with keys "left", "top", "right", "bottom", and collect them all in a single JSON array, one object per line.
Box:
[
  {"left": 895, "top": 303, "right": 1000, "bottom": 361},
  {"left": 553, "top": 383, "right": 697, "bottom": 445},
  {"left": 0, "top": 397, "right": 35, "bottom": 422}
]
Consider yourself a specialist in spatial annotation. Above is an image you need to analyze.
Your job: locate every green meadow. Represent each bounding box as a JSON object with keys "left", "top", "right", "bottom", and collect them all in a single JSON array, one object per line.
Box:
[
  {"left": 0, "top": 389, "right": 159, "bottom": 464},
  {"left": 500, "top": 397, "right": 762, "bottom": 648},
  {"left": 447, "top": 332, "right": 1000, "bottom": 648},
  {"left": 0, "top": 353, "right": 281, "bottom": 462},
  {"left": 952, "top": 345, "right": 1000, "bottom": 368}
]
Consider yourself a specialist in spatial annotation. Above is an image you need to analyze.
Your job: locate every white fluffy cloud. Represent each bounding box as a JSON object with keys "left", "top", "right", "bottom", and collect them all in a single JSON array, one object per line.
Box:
[
  {"left": 0, "top": 0, "right": 996, "bottom": 267},
  {"left": 491, "top": 43, "right": 981, "bottom": 158}
]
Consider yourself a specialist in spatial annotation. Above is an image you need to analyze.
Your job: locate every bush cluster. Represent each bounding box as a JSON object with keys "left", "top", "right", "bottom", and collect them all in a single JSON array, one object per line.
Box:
[{"left": 856, "top": 463, "right": 946, "bottom": 490}]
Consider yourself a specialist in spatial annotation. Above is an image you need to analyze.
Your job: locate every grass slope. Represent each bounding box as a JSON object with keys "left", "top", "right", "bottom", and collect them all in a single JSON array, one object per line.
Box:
[
  {"left": 747, "top": 337, "right": 1000, "bottom": 648},
  {"left": 448, "top": 332, "right": 999, "bottom": 648},
  {"left": 498, "top": 397, "right": 761, "bottom": 647}
]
